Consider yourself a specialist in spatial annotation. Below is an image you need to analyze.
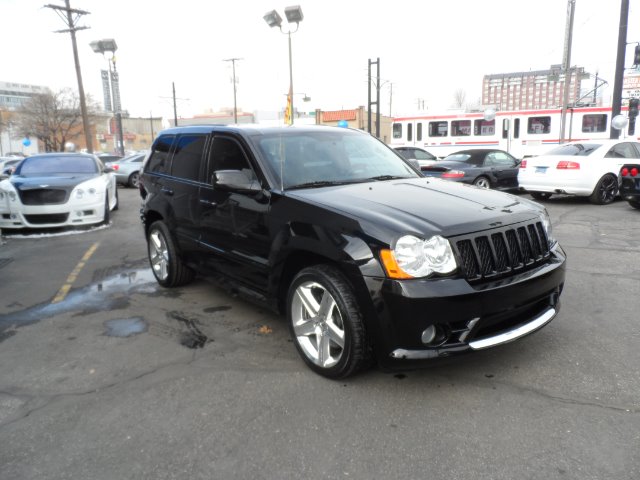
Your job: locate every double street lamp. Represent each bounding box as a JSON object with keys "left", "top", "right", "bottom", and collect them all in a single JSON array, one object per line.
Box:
[
  {"left": 264, "top": 5, "right": 304, "bottom": 125},
  {"left": 90, "top": 38, "right": 125, "bottom": 156}
]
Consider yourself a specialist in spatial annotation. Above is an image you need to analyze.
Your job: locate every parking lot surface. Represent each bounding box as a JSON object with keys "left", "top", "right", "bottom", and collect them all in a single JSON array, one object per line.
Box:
[{"left": 0, "top": 188, "right": 638, "bottom": 480}]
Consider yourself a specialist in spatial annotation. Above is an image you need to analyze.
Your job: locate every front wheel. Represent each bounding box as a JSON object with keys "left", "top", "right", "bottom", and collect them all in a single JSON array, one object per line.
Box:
[
  {"left": 473, "top": 176, "right": 491, "bottom": 189},
  {"left": 147, "top": 221, "right": 195, "bottom": 287},
  {"left": 589, "top": 174, "right": 618, "bottom": 205},
  {"left": 287, "top": 265, "right": 371, "bottom": 379}
]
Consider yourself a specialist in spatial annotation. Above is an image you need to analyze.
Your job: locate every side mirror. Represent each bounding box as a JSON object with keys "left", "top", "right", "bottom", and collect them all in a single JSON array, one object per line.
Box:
[
  {"left": 214, "top": 169, "right": 261, "bottom": 192},
  {"left": 104, "top": 166, "right": 115, "bottom": 173}
]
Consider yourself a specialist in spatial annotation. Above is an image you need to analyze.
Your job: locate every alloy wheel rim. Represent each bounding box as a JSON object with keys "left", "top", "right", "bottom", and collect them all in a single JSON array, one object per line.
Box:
[
  {"left": 476, "top": 178, "right": 489, "bottom": 188},
  {"left": 291, "top": 281, "right": 345, "bottom": 368},
  {"left": 600, "top": 177, "right": 617, "bottom": 203},
  {"left": 149, "top": 229, "right": 169, "bottom": 280},
  {"left": 131, "top": 173, "right": 140, "bottom": 187}
]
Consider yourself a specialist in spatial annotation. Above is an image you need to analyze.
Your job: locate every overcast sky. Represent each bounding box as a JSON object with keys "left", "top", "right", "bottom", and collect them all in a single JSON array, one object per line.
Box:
[{"left": 2, "top": 0, "right": 639, "bottom": 121}]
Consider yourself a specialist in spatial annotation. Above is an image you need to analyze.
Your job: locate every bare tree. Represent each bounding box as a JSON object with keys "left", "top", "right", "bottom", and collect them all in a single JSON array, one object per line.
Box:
[
  {"left": 453, "top": 88, "right": 467, "bottom": 109},
  {"left": 13, "top": 88, "right": 98, "bottom": 152}
]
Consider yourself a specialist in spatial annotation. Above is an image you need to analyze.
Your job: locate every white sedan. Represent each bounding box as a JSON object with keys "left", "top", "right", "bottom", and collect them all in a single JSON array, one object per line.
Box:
[
  {"left": 518, "top": 139, "right": 640, "bottom": 205},
  {"left": 0, "top": 153, "right": 118, "bottom": 229}
]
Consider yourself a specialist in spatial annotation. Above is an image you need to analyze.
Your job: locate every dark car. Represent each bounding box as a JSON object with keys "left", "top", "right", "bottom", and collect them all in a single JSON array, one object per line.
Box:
[
  {"left": 619, "top": 163, "right": 640, "bottom": 209},
  {"left": 421, "top": 149, "right": 521, "bottom": 190},
  {"left": 140, "top": 125, "right": 565, "bottom": 379},
  {"left": 393, "top": 146, "right": 438, "bottom": 168}
]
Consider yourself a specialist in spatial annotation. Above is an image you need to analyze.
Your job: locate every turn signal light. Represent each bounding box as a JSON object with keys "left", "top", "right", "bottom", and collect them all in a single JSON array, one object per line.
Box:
[{"left": 556, "top": 161, "right": 580, "bottom": 169}]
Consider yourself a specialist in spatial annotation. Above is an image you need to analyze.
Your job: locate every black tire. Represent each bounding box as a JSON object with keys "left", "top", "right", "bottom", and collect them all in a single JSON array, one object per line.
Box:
[
  {"left": 530, "top": 192, "right": 552, "bottom": 201},
  {"left": 286, "top": 264, "right": 371, "bottom": 379},
  {"left": 127, "top": 171, "right": 140, "bottom": 188},
  {"left": 102, "top": 193, "right": 110, "bottom": 225},
  {"left": 589, "top": 174, "right": 618, "bottom": 205},
  {"left": 628, "top": 200, "right": 640, "bottom": 210},
  {"left": 473, "top": 176, "right": 491, "bottom": 189},
  {"left": 147, "top": 220, "right": 195, "bottom": 287}
]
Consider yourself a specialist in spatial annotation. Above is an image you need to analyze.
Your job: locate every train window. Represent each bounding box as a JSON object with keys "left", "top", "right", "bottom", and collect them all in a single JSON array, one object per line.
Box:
[
  {"left": 528, "top": 116, "right": 551, "bottom": 134},
  {"left": 473, "top": 119, "right": 495, "bottom": 136},
  {"left": 407, "top": 123, "right": 413, "bottom": 142},
  {"left": 417, "top": 122, "right": 423, "bottom": 142},
  {"left": 429, "top": 121, "right": 448, "bottom": 137},
  {"left": 451, "top": 120, "right": 471, "bottom": 136},
  {"left": 392, "top": 123, "right": 403, "bottom": 139},
  {"left": 514, "top": 119, "right": 520, "bottom": 139},
  {"left": 502, "top": 119, "right": 509, "bottom": 139},
  {"left": 582, "top": 114, "right": 607, "bottom": 133}
]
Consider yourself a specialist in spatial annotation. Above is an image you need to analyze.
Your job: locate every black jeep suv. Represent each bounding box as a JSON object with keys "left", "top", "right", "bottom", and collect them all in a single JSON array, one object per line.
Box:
[{"left": 140, "top": 125, "right": 566, "bottom": 379}]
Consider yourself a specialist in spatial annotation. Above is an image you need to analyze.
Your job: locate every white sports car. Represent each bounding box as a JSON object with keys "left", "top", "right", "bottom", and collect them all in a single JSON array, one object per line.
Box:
[
  {"left": 0, "top": 152, "right": 118, "bottom": 229},
  {"left": 518, "top": 139, "right": 640, "bottom": 205}
]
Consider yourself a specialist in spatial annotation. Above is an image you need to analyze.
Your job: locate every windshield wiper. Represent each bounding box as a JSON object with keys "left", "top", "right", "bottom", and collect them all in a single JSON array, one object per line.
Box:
[
  {"left": 365, "top": 175, "right": 412, "bottom": 181},
  {"left": 288, "top": 180, "right": 355, "bottom": 189}
]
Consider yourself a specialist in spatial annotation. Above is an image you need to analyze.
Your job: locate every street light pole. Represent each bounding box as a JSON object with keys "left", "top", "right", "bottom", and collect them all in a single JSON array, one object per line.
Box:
[{"left": 264, "top": 6, "right": 303, "bottom": 126}]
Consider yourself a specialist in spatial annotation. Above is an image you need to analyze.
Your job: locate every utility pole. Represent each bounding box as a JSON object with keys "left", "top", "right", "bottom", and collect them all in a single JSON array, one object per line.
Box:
[
  {"left": 367, "top": 58, "right": 381, "bottom": 137},
  {"left": 172, "top": 82, "right": 178, "bottom": 127},
  {"left": 45, "top": 1, "right": 94, "bottom": 153},
  {"left": 559, "top": 0, "right": 576, "bottom": 144},
  {"left": 610, "top": 0, "right": 629, "bottom": 139},
  {"left": 223, "top": 58, "right": 243, "bottom": 124}
]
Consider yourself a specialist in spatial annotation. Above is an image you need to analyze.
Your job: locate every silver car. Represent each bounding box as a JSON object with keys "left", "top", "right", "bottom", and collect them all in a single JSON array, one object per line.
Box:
[{"left": 105, "top": 152, "right": 147, "bottom": 188}]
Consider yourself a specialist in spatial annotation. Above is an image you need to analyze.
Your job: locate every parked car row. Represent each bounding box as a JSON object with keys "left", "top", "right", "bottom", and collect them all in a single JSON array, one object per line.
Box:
[{"left": 394, "top": 139, "right": 640, "bottom": 207}]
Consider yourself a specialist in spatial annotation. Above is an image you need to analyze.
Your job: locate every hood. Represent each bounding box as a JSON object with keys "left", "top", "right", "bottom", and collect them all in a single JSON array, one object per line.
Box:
[
  {"left": 286, "top": 177, "right": 542, "bottom": 239},
  {"left": 10, "top": 174, "right": 98, "bottom": 191}
]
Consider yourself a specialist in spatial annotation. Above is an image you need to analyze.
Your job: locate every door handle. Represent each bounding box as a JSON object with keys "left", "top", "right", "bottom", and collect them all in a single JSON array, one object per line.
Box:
[
  {"left": 199, "top": 199, "right": 217, "bottom": 207},
  {"left": 161, "top": 187, "right": 174, "bottom": 196}
]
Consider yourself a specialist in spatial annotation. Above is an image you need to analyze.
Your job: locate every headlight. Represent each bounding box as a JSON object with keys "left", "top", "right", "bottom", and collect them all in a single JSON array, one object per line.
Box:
[
  {"left": 381, "top": 234, "right": 457, "bottom": 279},
  {"left": 74, "top": 187, "right": 98, "bottom": 199},
  {"left": 540, "top": 210, "right": 554, "bottom": 244},
  {"left": 0, "top": 190, "right": 17, "bottom": 201}
]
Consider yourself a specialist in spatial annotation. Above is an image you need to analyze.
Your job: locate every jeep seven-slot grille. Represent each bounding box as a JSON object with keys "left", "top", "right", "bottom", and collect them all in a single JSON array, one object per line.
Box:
[
  {"left": 454, "top": 221, "right": 551, "bottom": 282},
  {"left": 19, "top": 188, "right": 68, "bottom": 205}
]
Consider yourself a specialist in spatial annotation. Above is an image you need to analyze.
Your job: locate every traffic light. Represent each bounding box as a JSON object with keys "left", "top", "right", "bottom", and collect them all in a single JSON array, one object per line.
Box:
[
  {"left": 629, "top": 98, "right": 639, "bottom": 135},
  {"left": 635, "top": 45, "right": 640, "bottom": 67}
]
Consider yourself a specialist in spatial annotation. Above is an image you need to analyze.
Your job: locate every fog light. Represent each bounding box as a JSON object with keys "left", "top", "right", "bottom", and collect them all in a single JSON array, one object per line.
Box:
[
  {"left": 421, "top": 326, "right": 437, "bottom": 344},
  {"left": 421, "top": 324, "right": 449, "bottom": 346}
]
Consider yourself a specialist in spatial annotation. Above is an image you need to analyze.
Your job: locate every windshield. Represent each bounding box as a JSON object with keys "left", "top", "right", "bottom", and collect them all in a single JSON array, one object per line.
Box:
[
  {"left": 545, "top": 143, "right": 601, "bottom": 156},
  {"left": 253, "top": 129, "right": 418, "bottom": 189},
  {"left": 18, "top": 155, "right": 99, "bottom": 175}
]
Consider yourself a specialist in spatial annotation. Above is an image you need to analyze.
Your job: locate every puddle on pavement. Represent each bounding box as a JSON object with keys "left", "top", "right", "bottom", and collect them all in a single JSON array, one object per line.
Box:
[
  {"left": 104, "top": 317, "right": 148, "bottom": 337},
  {"left": 0, "top": 268, "right": 158, "bottom": 339}
]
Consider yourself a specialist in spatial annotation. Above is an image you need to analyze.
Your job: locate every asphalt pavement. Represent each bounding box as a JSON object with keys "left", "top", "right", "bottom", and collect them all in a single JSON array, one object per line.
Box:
[{"left": 0, "top": 187, "right": 638, "bottom": 480}]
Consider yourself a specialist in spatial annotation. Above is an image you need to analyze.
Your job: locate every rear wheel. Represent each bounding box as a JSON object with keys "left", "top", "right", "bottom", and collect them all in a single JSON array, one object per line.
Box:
[
  {"left": 473, "top": 176, "right": 491, "bottom": 189},
  {"left": 589, "top": 174, "right": 618, "bottom": 205},
  {"left": 628, "top": 200, "right": 640, "bottom": 210},
  {"left": 147, "top": 221, "right": 195, "bottom": 287},
  {"left": 128, "top": 172, "right": 140, "bottom": 188},
  {"left": 287, "top": 265, "right": 371, "bottom": 379},
  {"left": 113, "top": 187, "right": 119, "bottom": 211},
  {"left": 530, "top": 192, "right": 552, "bottom": 201}
]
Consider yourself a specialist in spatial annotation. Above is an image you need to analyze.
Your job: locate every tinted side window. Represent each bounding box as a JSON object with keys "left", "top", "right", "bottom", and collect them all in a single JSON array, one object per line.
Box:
[
  {"left": 147, "top": 135, "right": 175, "bottom": 174},
  {"left": 605, "top": 142, "right": 639, "bottom": 159},
  {"left": 207, "top": 136, "right": 255, "bottom": 184},
  {"left": 171, "top": 134, "right": 206, "bottom": 181}
]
